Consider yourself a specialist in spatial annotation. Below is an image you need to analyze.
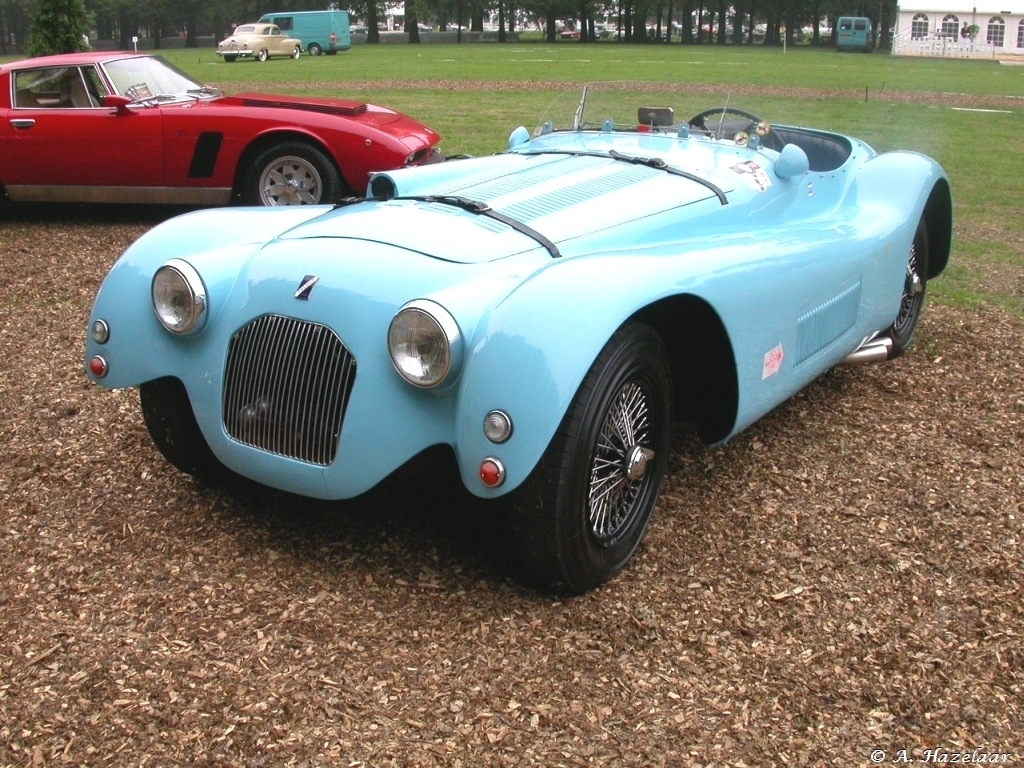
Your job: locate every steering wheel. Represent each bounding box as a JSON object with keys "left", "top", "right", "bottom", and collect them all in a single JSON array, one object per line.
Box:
[{"left": 687, "top": 107, "right": 771, "bottom": 143}]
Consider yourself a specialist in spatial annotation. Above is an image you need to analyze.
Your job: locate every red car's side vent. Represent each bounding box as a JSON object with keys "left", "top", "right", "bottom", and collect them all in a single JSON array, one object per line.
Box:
[
  {"left": 188, "top": 132, "right": 224, "bottom": 178},
  {"left": 240, "top": 97, "right": 369, "bottom": 117}
]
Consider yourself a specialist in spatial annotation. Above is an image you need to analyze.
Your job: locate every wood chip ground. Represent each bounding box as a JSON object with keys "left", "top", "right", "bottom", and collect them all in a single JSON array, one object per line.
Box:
[{"left": 1, "top": 197, "right": 1021, "bottom": 766}]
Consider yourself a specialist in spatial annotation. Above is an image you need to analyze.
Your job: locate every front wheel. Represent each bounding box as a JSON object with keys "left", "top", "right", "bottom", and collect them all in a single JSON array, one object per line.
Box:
[
  {"left": 256, "top": 48, "right": 269, "bottom": 62},
  {"left": 291, "top": 45, "right": 301, "bottom": 59},
  {"left": 308, "top": 42, "right": 323, "bottom": 56},
  {"left": 887, "top": 217, "right": 929, "bottom": 356},
  {"left": 223, "top": 54, "right": 237, "bottom": 63},
  {"left": 140, "top": 377, "right": 232, "bottom": 484},
  {"left": 509, "top": 322, "right": 673, "bottom": 593},
  {"left": 242, "top": 141, "right": 345, "bottom": 206}
]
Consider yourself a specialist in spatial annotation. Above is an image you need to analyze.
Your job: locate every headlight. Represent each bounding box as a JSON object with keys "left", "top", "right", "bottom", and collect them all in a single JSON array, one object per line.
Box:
[
  {"left": 388, "top": 299, "right": 462, "bottom": 388},
  {"left": 152, "top": 259, "right": 207, "bottom": 335}
]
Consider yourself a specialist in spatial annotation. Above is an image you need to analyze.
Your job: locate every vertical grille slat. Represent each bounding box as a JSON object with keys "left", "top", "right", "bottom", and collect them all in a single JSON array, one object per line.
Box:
[
  {"left": 316, "top": 338, "right": 347, "bottom": 465},
  {"left": 223, "top": 315, "right": 356, "bottom": 466},
  {"left": 310, "top": 323, "right": 334, "bottom": 462}
]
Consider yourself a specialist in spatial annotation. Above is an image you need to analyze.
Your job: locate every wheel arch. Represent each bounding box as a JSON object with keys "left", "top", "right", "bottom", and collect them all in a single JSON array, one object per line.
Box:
[
  {"left": 452, "top": 276, "right": 741, "bottom": 499},
  {"left": 921, "top": 177, "right": 953, "bottom": 281},
  {"left": 633, "top": 294, "right": 739, "bottom": 444},
  {"left": 232, "top": 130, "right": 347, "bottom": 200}
]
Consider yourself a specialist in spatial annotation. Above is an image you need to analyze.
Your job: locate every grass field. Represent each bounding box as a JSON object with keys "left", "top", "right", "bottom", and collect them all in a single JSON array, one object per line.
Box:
[
  {"left": 5, "top": 44, "right": 1024, "bottom": 314},
  {"left": 163, "top": 43, "right": 1021, "bottom": 96},
  {"left": 169, "top": 44, "right": 1024, "bottom": 316}
]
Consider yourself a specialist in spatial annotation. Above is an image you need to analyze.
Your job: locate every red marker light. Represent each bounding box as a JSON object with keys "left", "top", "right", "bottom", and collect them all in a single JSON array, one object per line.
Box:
[
  {"left": 479, "top": 458, "right": 505, "bottom": 488},
  {"left": 89, "top": 356, "right": 108, "bottom": 378}
]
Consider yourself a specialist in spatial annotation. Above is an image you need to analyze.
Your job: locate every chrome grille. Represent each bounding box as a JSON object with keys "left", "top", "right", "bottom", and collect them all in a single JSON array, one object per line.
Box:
[{"left": 223, "top": 315, "right": 356, "bottom": 466}]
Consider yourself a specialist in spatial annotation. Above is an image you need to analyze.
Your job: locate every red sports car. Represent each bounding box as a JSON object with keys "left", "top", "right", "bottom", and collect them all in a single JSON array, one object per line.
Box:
[{"left": 0, "top": 52, "right": 443, "bottom": 206}]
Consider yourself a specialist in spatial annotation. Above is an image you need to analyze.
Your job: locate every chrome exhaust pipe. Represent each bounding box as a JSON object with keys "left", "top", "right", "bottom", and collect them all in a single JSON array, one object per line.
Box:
[{"left": 841, "top": 335, "right": 893, "bottom": 365}]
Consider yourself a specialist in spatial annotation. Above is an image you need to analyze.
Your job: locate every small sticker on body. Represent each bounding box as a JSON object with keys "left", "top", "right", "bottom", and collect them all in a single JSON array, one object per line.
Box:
[
  {"left": 731, "top": 160, "right": 773, "bottom": 192},
  {"left": 762, "top": 344, "right": 784, "bottom": 379}
]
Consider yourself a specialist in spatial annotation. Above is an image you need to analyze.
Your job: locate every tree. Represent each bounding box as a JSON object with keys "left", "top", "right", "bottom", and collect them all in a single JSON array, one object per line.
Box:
[
  {"left": 28, "top": 0, "right": 92, "bottom": 55},
  {"left": 405, "top": 0, "right": 422, "bottom": 41}
]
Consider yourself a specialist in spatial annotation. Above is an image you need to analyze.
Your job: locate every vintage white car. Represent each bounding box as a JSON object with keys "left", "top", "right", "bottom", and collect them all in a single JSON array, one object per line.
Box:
[{"left": 217, "top": 23, "right": 303, "bottom": 62}]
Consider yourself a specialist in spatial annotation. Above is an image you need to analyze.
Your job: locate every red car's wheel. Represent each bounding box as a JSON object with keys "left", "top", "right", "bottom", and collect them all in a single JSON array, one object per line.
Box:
[{"left": 243, "top": 142, "right": 345, "bottom": 206}]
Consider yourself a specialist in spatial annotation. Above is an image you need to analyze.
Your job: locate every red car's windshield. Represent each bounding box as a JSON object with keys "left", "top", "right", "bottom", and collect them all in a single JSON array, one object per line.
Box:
[{"left": 101, "top": 56, "right": 221, "bottom": 102}]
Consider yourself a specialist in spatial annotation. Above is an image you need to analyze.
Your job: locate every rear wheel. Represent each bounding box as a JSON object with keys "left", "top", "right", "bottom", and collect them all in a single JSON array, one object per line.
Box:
[
  {"left": 256, "top": 48, "right": 269, "bottom": 62},
  {"left": 308, "top": 42, "right": 323, "bottom": 56},
  {"left": 510, "top": 322, "right": 672, "bottom": 593},
  {"left": 242, "top": 141, "right": 345, "bottom": 206},
  {"left": 887, "top": 217, "right": 929, "bottom": 355},
  {"left": 140, "top": 377, "right": 231, "bottom": 484}
]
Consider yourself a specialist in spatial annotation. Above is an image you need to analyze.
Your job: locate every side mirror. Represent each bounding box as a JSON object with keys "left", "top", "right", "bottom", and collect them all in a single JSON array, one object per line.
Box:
[
  {"left": 102, "top": 95, "right": 134, "bottom": 115},
  {"left": 637, "top": 107, "right": 674, "bottom": 128}
]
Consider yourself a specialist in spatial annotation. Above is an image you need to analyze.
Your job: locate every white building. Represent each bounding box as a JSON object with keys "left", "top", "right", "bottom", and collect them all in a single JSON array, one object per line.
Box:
[{"left": 892, "top": 0, "right": 1024, "bottom": 57}]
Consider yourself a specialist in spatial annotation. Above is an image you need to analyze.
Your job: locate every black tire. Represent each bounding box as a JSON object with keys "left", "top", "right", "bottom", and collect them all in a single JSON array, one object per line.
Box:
[
  {"left": 510, "top": 322, "right": 673, "bottom": 593},
  {"left": 887, "top": 217, "right": 929, "bottom": 356},
  {"left": 308, "top": 42, "right": 323, "bottom": 56},
  {"left": 140, "top": 377, "right": 232, "bottom": 484},
  {"left": 223, "top": 54, "right": 237, "bottom": 63},
  {"left": 256, "top": 48, "right": 269, "bottom": 62},
  {"left": 291, "top": 45, "right": 301, "bottom": 59},
  {"left": 242, "top": 141, "right": 346, "bottom": 206}
]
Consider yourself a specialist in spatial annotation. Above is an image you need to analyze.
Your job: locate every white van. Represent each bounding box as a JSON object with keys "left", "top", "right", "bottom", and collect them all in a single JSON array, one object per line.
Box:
[{"left": 258, "top": 10, "right": 352, "bottom": 56}]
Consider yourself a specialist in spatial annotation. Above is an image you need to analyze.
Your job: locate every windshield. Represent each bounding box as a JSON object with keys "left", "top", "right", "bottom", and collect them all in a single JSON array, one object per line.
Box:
[
  {"left": 533, "top": 83, "right": 766, "bottom": 142},
  {"left": 101, "top": 56, "right": 222, "bottom": 102}
]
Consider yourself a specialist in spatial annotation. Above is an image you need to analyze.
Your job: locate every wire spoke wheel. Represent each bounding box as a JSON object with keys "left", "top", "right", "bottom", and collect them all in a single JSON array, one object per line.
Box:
[
  {"left": 510, "top": 321, "right": 671, "bottom": 593},
  {"left": 888, "top": 217, "right": 929, "bottom": 355},
  {"left": 588, "top": 380, "right": 654, "bottom": 545},
  {"left": 893, "top": 241, "right": 923, "bottom": 335}
]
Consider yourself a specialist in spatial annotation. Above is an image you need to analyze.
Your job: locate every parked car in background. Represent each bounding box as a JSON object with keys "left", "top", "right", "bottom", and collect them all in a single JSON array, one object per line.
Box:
[
  {"left": 85, "top": 84, "right": 951, "bottom": 592},
  {"left": 837, "top": 16, "right": 875, "bottom": 51},
  {"left": 217, "top": 23, "right": 302, "bottom": 62},
  {"left": 0, "top": 52, "right": 443, "bottom": 207},
  {"left": 258, "top": 10, "right": 352, "bottom": 56}
]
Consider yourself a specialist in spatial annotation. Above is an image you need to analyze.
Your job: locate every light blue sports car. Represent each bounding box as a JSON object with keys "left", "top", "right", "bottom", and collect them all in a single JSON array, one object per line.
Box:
[{"left": 85, "top": 85, "right": 952, "bottom": 592}]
